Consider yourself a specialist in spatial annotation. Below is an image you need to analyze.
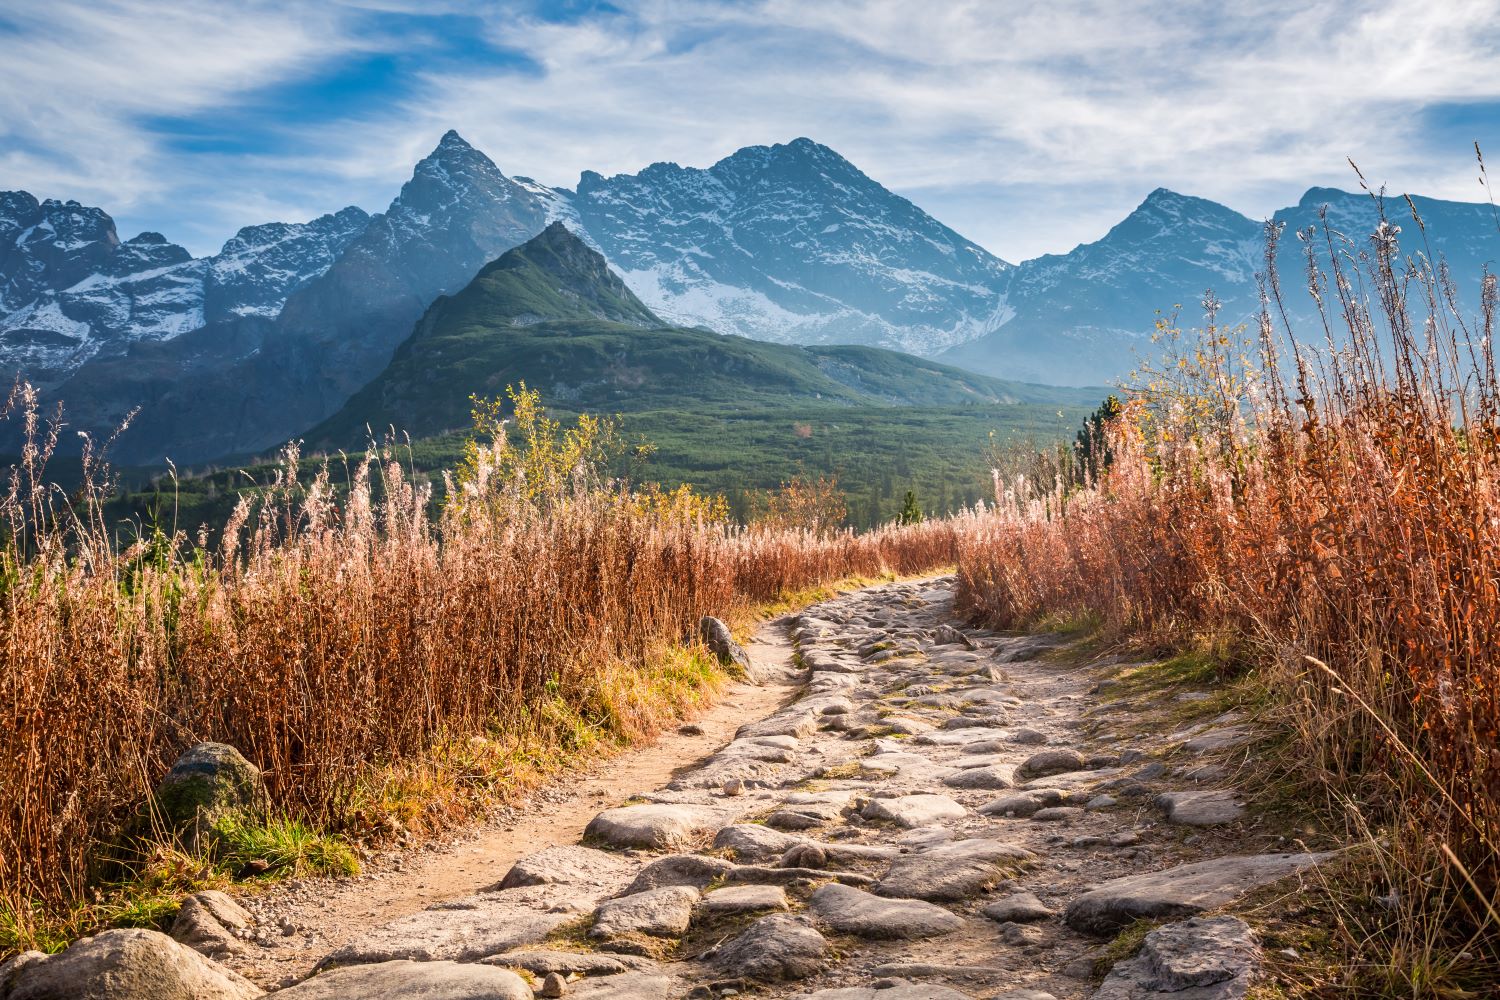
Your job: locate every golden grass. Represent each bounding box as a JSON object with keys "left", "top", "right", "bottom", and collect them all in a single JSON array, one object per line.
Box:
[
  {"left": 955, "top": 194, "right": 1500, "bottom": 990},
  {"left": 0, "top": 386, "right": 969, "bottom": 955}
]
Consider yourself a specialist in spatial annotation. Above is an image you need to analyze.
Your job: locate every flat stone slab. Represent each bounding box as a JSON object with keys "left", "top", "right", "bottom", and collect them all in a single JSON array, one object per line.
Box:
[
  {"left": 278, "top": 961, "right": 531, "bottom": 999},
  {"left": 915, "top": 728, "right": 1004, "bottom": 746},
  {"left": 590, "top": 886, "right": 699, "bottom": 940},
  {"left": 1065, "top": 852, "right": 1333, "bottom": 935},
  {"left": 1157, "top": 789, "right": 1246, "bottom": 826},
  {"left": 809, "top": 883, "right": 964, "bottom": 939},
  {"left": 1180, "top": 725, "right": 1253, "bottom": 753},
  {"left": 979, "top": 789, "right": 1065, "bottom": 817},
  {"left": 585, "top": 804, "right": 725, "bottom": 850},
  {"left": 700, "top": 884, "right": 789, "bottom": 917},
  {"left": 796, "top": 984, "right": 974, "bottom": 1000},
  {"left": 624, "top": 854, "right": 734, "bottom": 894},
  {"left": 711, "top": 914, "right": 828, "bottom": 982},
  {"left": 1094, "top": 916, "right": 1261, "bottom": 999},
  {"left": 941, "top": 764, "right": 1015, "bottom": 790},
  {"left": 714, "top": 824, "right": 804, "bottom": 862},
  {"left": 318, "top": 886, "right": 582, "bottom": 966},
  {"left": 499, "top": 844, "right": 635, "bottom": 891},
  {"left": 862, "top": 794, "right": 967, "bottom": 828},
  {"left": 876, "top": 838, "right": 1037, "bottom": 901},
  {"left": 981, "top": 891, "right": 1054, "bottom": 923},
  {"left": 0, "top": 928, "right": 260, "bottom": 1000},
  {"left": 569, "top": 971, "right": 679, "bottom": 1000},
  {"left": 479, "top": 950, "right": 643, "bottom": 975}
]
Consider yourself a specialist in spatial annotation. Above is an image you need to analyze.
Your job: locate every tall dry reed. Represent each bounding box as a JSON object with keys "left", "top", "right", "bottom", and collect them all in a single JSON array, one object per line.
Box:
[
  {"left": 955, "top": 193, "right": 1500, "bottom": 975},
  {"left": 0, "top": 387, "right": 964, "bottom": 938}
]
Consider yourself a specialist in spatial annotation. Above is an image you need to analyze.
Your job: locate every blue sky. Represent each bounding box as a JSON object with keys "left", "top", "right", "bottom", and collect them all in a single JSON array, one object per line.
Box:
[{"left": 3, "top": 0, "right": 1499, "bottom": 261}]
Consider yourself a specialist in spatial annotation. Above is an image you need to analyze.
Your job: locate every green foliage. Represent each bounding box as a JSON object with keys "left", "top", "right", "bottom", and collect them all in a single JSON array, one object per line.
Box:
[
  {"left": 897, "top": 490, "right": 923, "bottom": 525},
  {"left": 1075, "top": 394, "right": 1122, "bottom": 482},
  {"left": 211, "top": 817, "right": 359, "bottom": 879}
]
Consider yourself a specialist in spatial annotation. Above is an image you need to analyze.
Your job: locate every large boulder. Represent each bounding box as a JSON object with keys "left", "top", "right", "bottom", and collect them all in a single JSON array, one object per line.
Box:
[
  {"left": 0, "top": 928, "right": 261, "bottom": 1000},
  {"left": 699, "top": 616, "right": 758, "bottom": 680},
  {"left": 154, "top": 743, "right": 270, "bottom": 846}
]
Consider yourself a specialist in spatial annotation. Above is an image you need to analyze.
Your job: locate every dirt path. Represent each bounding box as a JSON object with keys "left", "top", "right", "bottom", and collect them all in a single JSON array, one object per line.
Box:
[
  {"left": 198, "top": 575, "right": 1328, "bottom": 998},
  {"left": 228, "top": 627, "right": 802, "bottom": 988}
]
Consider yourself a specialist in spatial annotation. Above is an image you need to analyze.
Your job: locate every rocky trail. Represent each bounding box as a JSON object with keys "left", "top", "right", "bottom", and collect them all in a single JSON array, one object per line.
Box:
[{"left": 2, "top": 575, "right": 1333, "bottom": 1000}]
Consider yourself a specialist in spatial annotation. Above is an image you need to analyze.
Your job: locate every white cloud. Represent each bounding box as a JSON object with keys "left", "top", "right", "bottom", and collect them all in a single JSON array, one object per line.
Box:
[{"left": 3, "top": 0, "right": 1499, "bottom": 260}]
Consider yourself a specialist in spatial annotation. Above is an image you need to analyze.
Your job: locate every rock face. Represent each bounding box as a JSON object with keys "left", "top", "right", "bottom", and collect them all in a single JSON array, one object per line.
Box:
[
  {"left": 0, "top": 928, "right": 261, "bottom": 1000},
  {"left": 0, "top": 193, "right": 368, "bottom": 384},
  {"left": 808, "top": 883, "right": 964, "bottom": 939},
  {"left": 154, "top": 743, "right": 270, "bottom": 846},
  {"left": 1094, "top": 916, "right": 1262, "bottom": 999},
  {"left": 274, "top": 960, "right": 532, "bottom": 1000},
  {"left": 1064, "top": 853, "right": 1332, "bottom": 935},
  {"left": 710, "top": 914, "right": 828, "bottom": 982}
]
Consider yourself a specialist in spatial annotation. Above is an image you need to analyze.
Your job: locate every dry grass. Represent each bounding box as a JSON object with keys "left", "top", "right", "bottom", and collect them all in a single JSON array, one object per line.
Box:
[
  {"left": 0, "top": 385, "right": 966, "bottom": 954},
  {"left": 956, "top": 191, "right": 1500, "bottom": 991}
]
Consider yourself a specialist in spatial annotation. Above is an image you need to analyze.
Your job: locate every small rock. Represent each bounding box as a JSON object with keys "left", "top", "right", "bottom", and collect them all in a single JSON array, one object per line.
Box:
[
  {"left": 584, "top": 804, "right": 723, "bottom": 850},
  {"left": 1094, "top": 916, "right": 1261, "bottom": 999},
  {"left": 1030, "top": 806, "right": 1084, "bottom": 823},
  {"left": 154, "top": 743, "right": 270, "bottom": 849},
  {"left": 710, "top": 914, "right": 827, "bottom": 982},
  {"left": 1010, "top": 728, "right": 1048, "bottom": 745},
  {"left": 876, "top": 838, "right": 1036, "bottom": 901},
  {"left": 862, "top": 794, "right": 967, "bottom": 828},
  {"left": 982, "top": 891, "right": 1054, "bottom": 923},
  {"left": 590, "top": 886, "right": 699, "bottom": 942},
  {"left": 1156, "top": 789, "right": 1246, "bottom": 826},
  {"left": 700, "top": 616, "right": 757, "bottom": 679},
  {"left": 278, "top": 960, "right": 532, "bottom": 999},
  {"left": 699, "top": 885, "right": 789, "bottom": 917},
  {"left": 1016, "top": 749, "right": 1086, "bottom": 780},
  {"left": 809, "top": 883, "right": 964, "bottom": 939}
]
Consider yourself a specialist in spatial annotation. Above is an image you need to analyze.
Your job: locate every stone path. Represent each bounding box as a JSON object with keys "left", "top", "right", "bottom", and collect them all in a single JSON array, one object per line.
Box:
[{"left": 2, "top": 575, "right": 1333, "bottom": 1000}]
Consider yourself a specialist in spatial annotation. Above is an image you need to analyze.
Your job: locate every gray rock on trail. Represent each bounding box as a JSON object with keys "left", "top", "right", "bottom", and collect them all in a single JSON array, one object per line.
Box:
[
  {"left": 479, "top": 950, "right": 640, "bottom": 975},
  {"left": 154, "top": 743, "right": 270, "bottom": 848},
  {"left": 569, "top": 972, "right": 679, "bottom": 1000},
  {"left": 0, "top": 928, "right": 261, "bottom": 1000},
  {"left": 979, "top": 788, "right": 1065, "bottom": 817},
  {"left": 500, "top": 844, "right": 635, "bottom": 890},
  {"left": 700, "top": 884, "right": 789, "bottom": 916},
  {"left": 1094, "top": 916, "right": 1262, "bottom": 999},
  {"left": 275, "top": 960, "right": 532, "bottom": 999},
  {"left": 1156, "top": 789, "right": 1246, "bottom": 826},
  {"left": 1016, "top": 748, "right": 1086, "bottom": 780},
  {"left": 876, "top": 838, "right": 1037, "bottom": 901},
  {"left": 981, "top": 891, "right": 1054, "bottom": 923},
  {"left": 590, "top": 886, "right": 699, "bottom": 942},
  {"left": 169, "top": 890, "right": 253, "bottom": 958},
  {"left": 796, "top": 984, "right": 974, "bottom": 1000},
  {"left": 714, "top": 823, "right": 803, "bottom": 862},
  {"left": 1065, "top": 852, "right": 1333, "bottom": 935},
  {"left": 700, "top": 616, "right": 758, "bottom": 680},
  {"left": 941, "top": 764, "right": 1015, "bottom": 790},
  {"left": 584, "top": 803, "right": 724, "bottom": 850},
  {"left": 931, "top": 624, "right": 977, "bottom": 648},
  {"left": 809, "top": 883, "right": 964, "bottom": 939},
  {"left": 862, "top": 793, "right": 967, "bottom": 828},
  {"left": 710, "top": 914, "right": 828, "bottom": 982},
  {"left": 317, "top": 885, "right": 582, "bottom": 966},
  {"left": 623, "top": 854, "right": 734, "bottom": 894}
]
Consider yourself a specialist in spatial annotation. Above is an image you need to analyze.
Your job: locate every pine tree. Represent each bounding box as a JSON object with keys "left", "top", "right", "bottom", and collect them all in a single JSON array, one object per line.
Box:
[{"left": 897, "top": 490, "right": 923, "bottom": 525}]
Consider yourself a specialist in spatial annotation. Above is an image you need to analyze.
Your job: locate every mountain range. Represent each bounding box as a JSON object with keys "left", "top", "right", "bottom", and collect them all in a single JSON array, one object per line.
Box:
[{"left": 3, "top": 131, "right": 1497, "bottom": 466}]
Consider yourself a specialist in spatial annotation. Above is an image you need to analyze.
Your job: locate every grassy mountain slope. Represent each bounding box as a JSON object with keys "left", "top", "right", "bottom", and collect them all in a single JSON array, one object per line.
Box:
[{"left": 307, "top": 223, "right": 1097, "bottom": 449}]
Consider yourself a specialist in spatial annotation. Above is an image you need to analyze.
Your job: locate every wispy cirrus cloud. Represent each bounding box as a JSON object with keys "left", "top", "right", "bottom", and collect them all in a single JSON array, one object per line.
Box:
[{"left": 3, "top": 0, "right": 1499, "bottom": 260}]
